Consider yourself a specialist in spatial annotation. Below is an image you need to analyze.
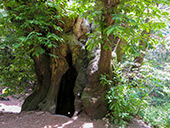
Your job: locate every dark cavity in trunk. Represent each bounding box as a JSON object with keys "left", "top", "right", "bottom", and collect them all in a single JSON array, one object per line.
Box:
[{"left": 56, "top": 51, "right": 78, "bottom": 118}]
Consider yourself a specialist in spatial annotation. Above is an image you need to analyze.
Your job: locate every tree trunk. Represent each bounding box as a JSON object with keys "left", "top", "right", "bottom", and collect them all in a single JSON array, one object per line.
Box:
[
  {"left": 115, "top": 38, "right": 126, "bottom": 63},
  {"left": 133, "top": 18, "right": 150, "bottom": 69},
  {"left": 132, "top": 29, "right": 150, "bottom": 69},
  {"left": 22, "top": 30, "right": 89, "bottom": 117},
  {"left": 22, "top": 0, "right": 119, "bottom": 120},
  {"left": 20, "top": 15, "right": 93, "bottom": 118},
  {"left": 81, "top": 0, "right": 119, "bottom": 119}
]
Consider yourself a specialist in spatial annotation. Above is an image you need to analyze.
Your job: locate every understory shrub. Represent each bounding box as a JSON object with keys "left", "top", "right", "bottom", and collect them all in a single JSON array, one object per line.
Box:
[{"left": 101, "top": 59, "right": 170, "bottom": 127}]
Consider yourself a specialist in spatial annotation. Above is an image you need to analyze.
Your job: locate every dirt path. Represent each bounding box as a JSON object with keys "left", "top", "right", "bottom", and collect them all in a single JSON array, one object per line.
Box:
[
  {"left": 0, "top": 98, "right": 151, "bottom": 128},
  {"left": 0, "top": 111, "right": 108, "bottom": 128}
]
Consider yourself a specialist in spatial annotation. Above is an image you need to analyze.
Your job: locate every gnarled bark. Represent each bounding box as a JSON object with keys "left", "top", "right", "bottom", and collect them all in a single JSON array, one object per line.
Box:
[
  {"left": 22, "top": 17, "right": 90, "bottom": 118},
  {"left": 22, "top": 53, "right": 51, "bottom": 111}
]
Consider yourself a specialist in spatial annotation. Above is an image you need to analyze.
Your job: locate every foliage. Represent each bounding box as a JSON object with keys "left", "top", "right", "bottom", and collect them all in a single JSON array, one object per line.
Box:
[
  {"left": 0, "top": 0, "right": 96, "bottom": 95},
  {"left": 1, "top": 0, "right": 67, "bottom": 57},
  {"left": 0, "top": 34, "right": 36, "bottom": 96},
  {"left": 86, "top": 1, "right": 170, "bottom": 54},
  {"left": 101, "top": 35, "right": 170, "bottom": 126},
  {"left": 100, "top": 35, "right": 170, "bottom": 127},
  {"left": 101, "top": 57, "right": 170, "bottom": 127},
  {"left": 0, "top": 1, "right": 55, "bottom": 95},
  {"left": 140, "top": 37, "right": 170, "bottom": 128},
  {"left": 141, "top": 63, "right": 170, "bottom": 106},
  {"left": 100, "top": 65, "right": 148, "bottom": 126},
  {"left": 142, "top": 30, "right": 170, "bottom": 105},
  {"left": 143, "top": 103, "right": 170, "bottom": 128},
  {"left": 0, "top": 0, "right": 77, "bottom": 94},
  {"left": 100, "top": 3, "right": 170, "bottom": 126}
]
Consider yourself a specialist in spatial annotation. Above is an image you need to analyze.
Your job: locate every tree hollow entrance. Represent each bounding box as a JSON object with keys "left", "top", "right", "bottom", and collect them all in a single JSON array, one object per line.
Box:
[{"left": 55, "top": 51, "right": 78, "bottom": 118}]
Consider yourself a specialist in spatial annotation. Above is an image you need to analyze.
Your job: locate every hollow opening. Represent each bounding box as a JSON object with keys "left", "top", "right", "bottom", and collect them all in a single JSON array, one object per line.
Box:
[{"left": 56, "top": 51, "right": 78, "bottom": 118}]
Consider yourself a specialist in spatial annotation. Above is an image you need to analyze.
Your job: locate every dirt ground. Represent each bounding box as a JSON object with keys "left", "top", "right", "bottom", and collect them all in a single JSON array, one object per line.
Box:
[{"left": 0, "top": 98, "right": 151, "bottom": 128}]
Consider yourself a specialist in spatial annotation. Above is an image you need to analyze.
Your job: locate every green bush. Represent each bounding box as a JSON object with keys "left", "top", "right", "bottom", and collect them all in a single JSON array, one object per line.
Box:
[
  {"left": 101, "top": 58, "right": 170, "bottom": 127},
  {"left": 100, "top": 65, "right": 148, "bottom": 126}
]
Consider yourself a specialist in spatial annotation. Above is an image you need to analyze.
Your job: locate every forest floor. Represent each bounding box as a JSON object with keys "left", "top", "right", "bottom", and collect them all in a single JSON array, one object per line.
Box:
[{"left": 0, "top": 97, "right": 151, "bottom": 128}]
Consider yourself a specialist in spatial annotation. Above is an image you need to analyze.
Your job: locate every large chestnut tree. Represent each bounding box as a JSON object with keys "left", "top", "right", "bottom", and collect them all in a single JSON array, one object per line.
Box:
[{"left": 0, "top": 0, "right": 169, "bottom": 119}]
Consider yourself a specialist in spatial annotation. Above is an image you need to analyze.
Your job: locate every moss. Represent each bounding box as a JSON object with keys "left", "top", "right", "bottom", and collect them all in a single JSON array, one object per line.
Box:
[
  {"left": 59, "top": 33, "right": 78, "bottom": 45},
  {"left": 81, "top": 92, "right": 91, "bottom": 108}
]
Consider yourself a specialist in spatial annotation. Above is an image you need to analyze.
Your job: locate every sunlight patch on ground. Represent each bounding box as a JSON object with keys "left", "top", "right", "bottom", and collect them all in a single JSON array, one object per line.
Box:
[
  {"left": 81, "top": 123, "right": 94, "bottom": 128},
  {"left": 44, "top": 122, "right": 94, "bottom": 128},
  {"left": 0, "top": 103, "right": 21, "bottom": 113},
  {"left": 44, "top": 115, "right": 94, "bottom": 128},
  {"left": 56, "top": 120, "right": 74, "bottom": 128},
  {"left": 44, "top": 120, "right": 74, "bottom": 128}
]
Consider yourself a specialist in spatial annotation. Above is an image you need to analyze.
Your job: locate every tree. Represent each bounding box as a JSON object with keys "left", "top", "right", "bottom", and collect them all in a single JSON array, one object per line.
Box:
[{"left": 0, "top": 0, "right": 170, "bottom": 120}]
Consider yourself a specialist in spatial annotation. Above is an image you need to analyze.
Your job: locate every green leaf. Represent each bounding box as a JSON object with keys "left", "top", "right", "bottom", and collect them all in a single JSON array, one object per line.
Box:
[
  {"left": 106, "top": 26, "right": 115, "bottom": 36},
  {"left": 33, "top": 47, "right": 45, "bottom": 57},
  {"left": 103, "top": 43, "right": 108, "bottom": 50}
]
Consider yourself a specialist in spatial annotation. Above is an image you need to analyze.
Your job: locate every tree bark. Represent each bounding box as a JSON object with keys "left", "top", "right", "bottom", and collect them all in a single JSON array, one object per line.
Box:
[
  {"left": 22, "top": 53, "right": 51, "bottom": 111},
  {"left": 81, "top": 0, "right": 119, "bottom": 119}
]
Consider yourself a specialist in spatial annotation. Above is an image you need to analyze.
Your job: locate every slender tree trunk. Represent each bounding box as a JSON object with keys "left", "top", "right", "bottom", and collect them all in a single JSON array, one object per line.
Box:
[
  {"left": 133, "top": 29, "right": 150, "bottom": 69},
  {"left": 115, "top": 38, "right": 126, "bottom": 63},
  {"left": 81, "top": 0, "right": 119, "bottom": 119},
  {"left": 131, "top": 18, "right": 150, "bottom": 69}
]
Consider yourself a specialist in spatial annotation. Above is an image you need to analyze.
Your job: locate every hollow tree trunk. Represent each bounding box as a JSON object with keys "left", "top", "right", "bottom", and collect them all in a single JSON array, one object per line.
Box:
[
  {"left": 22, "top": 32, "right": 88, "bottom": 117},
  {"left": 22, "top": 17, "right": 91, "bottom": 118},
  {"left": 22, "top": 0, "right": 120, "bottom": 120}
]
